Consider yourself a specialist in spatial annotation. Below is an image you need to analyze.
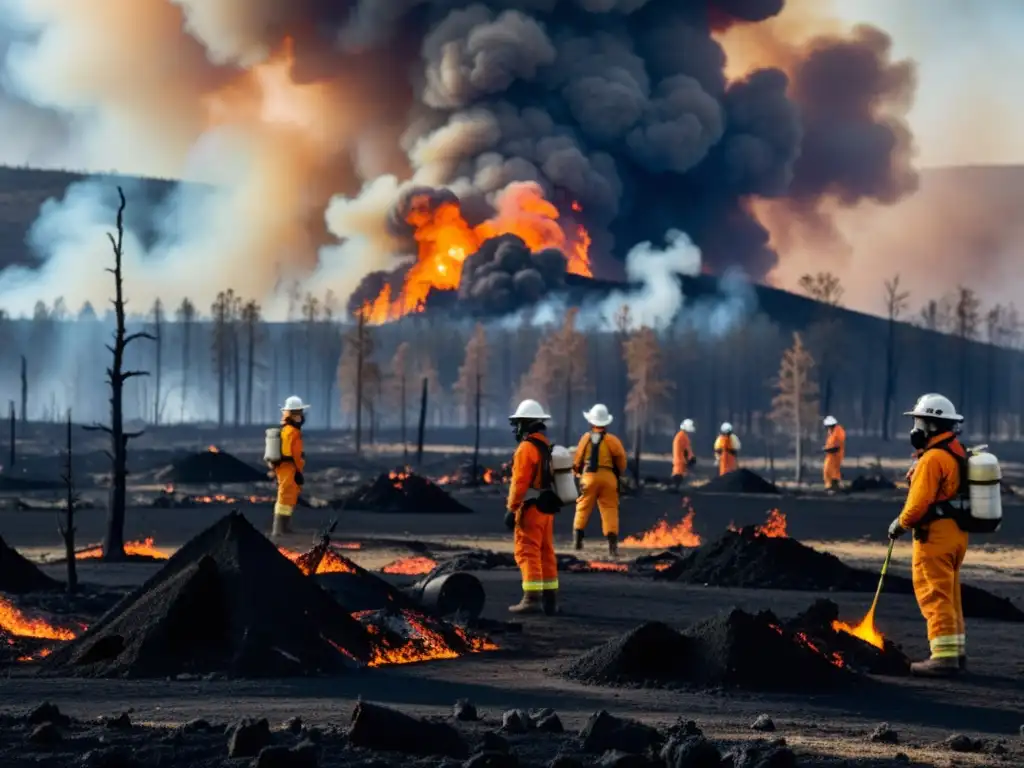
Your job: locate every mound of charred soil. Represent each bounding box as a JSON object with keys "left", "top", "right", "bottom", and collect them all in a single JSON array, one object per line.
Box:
[
  {"left": 787, "top": 599, "right": 910, "bottom": 676},
  {"left": 335, "top": 469, "right": 474, "bottom": 514},
  {"left": 42, "top": 512, "right": 373, "bottom": 678},
  {"left": 0, "top": 536, "right": 60, "bottom": 593},
  {"left": 658, "top": 528, "right": 1024, "bottom": 622},
  {"left": 700, "top": 468, "right": 779, "bottom": 494},
  {"left": 563, "top": 609, "right": 852, "bottom": 691},
  {"left": 848, "top": 474, "right": 897, "bottom": 492},
  {"left": 157, "top": 449, "right": 268, "bottom": 485}
]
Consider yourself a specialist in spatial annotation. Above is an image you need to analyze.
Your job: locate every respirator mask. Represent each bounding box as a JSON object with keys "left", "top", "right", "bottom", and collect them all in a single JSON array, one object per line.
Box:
[
  {"left": 511, "top": 419, "right": 532, "bottom": 442},
  {"left": 909, "top": 417, "right": 930, "bottom": 450}
]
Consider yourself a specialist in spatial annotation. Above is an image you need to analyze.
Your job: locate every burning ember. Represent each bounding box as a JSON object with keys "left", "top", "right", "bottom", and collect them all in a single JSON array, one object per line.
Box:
[
  {"left": 389, "top": 468, "right": 411, "bottom": 488},
  {"left": 76, "top": 538, "right": 170, "bottom": 560},
  {"left": 770, "top": 623, "right": 845, "bottom": 668},
  {"left": 381, "top": 557, "right": 437, "bottom": 576},
  {"left": 584, "top": 561, "right": 629, "bottom": 572},
  {"left": 832, "top": 611, "right": 885, "bottom": 649},
  {"left": 622, "top": 510, "right": 701, "bottom": 548},
  {"left": 187, "top": 493, "right": 276, "bottom": 505},
  {"left": 729, "top": 509, "right": 788, "bottom": 538},
  {"left": 355, "top": 609, "right": 497, "bottom": 666},
  {"left": 360, "top": 185, "right": 591, "bottom": 324},
  {"left": 435, "top": 466, "right": 499, "bottom": 487},
  {"left": 208, "top": 445, "right": 220, "bottom": 453},
  {"left": 0, "top": 596, "right": 79, "bottom": 641},
  {"left": 280, "top": 547, "right": 357, "bottom": 575}
]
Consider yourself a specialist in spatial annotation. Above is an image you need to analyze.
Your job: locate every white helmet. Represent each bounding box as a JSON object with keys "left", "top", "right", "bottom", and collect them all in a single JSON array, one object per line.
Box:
[
  {"left": 823, "top": 415, "right": 837, "bottom": 427},
  {"left": 680, "top": 419, "right": 695, "bottom": 433},
  {"left": 281, "top": 395, "right": 310, "bottom": 412},
  {"left": 509, "top": 399, "right": 551, "bottom": 421},
  {"left": 583, "top": 403, "right": 613, "bottom": 427},
  {"left": 720, "top": 422, "right": 733, "bottom": 434},
  {"left": 904, "top": 393, "right": 963, "bottom": 423}
]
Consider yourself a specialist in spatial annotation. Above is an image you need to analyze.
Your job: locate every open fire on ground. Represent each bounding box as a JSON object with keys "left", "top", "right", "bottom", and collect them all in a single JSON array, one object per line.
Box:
[
  {"left": 154, "top": 484, "right": 277, "bottom": 507},
  {"left": 334, "top": 467, "right": 474, "bottom": 514}
]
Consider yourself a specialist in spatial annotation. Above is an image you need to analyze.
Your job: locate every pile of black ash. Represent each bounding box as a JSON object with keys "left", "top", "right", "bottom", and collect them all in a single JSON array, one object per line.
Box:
[
  {"left": 700, "top": 468, "right": 779, "bottom": 494},
  {"left": 157, "top": 448, "right": 268, "bottom": 485},
  {"left": 334, "top": 468, "right": 474, "bottom": 514},
  {"left": 0, "top": 536, "right": 60, "bottom": 593}
]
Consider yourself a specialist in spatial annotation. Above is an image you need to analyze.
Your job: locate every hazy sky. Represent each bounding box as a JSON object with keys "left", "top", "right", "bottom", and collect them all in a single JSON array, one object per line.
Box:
[{"left": 832, "top": 0, "right": 1024, "bottom": 168}]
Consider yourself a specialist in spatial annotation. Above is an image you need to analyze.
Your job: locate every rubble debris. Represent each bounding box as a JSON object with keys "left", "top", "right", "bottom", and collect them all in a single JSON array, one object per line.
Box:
[
  {"left": 228, "top": 718, "right": 272, "bottom": 758},
  {"left": 722, "top": 742, "right": 796, "bottom": 767},
  {"left": 157, "top": 447, "right": 269, "bottom": 485},
  {"left": 27, "top": 702, "right": 71, "bottom": 726},
  {"left": 41, "top": 512, "right": 373, "bottom": 678},
  {"left": 75, "top": 537, "right": 170, "bottom": 562},
  {"left": 256, "top": 741, "right": 320, "bottom": 768},
  {"left": 354, "top": 606, "right": 496, "bottom": 666},
  {"left": 453, "top": 699, "right": 478, "bottom": 721},
  {"left": 333, "top": 468, "right": 474, "bottom": 514},
  {"left": 349, "top": 701, "right": 469, "bottom": 758},
  {"left": 533, "top": 709, "right": 563, "bottom": 733},
  {"left": 750, "top": 715, "right": 775, "bottom": 732},
  {"left": 0, "top": 535, "right": 60, "bottom": 593},
  {"left": 29, "top": 722, "right": 61, "bottom": 744},
  {"left": 421, "top": 550, "right": 517, "bottom": 579},
  {"left": 848, "top": 474, "right": 897, "bottom": 492},
  {"left": 945, "top": 734, "right": 984, "bottom": 753},
  {"left": 870, "top": 723, "right": 899, "bottom": 744},
  {"left": 579, "top": 711, "right": 661, "bottom": 754},
  {"left": 700, "top": 468, "right": 779, "bottom": 494},
  {"left": 656, "top": 527, "right": 1024, "bottom": 621},
  {"left": 502, "top": 709, "right": 530, "bottom": 734},
  {"left": 564, "top": 609, "right": 855, "bottom": 691},
  {"left": 659, "top": 733, "right": 721, "bottom": 768}
]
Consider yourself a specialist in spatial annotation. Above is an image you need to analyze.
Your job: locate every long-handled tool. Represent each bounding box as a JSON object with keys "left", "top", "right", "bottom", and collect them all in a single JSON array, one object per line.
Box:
[{"left": 867, "top": 538, "right": 896, "bottom": 618}]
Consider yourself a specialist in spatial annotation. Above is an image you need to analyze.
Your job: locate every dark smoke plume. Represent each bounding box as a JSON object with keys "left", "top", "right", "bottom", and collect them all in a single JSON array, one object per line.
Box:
[{"left": 458, "top": 234, "right": 567, "bottom": 315}]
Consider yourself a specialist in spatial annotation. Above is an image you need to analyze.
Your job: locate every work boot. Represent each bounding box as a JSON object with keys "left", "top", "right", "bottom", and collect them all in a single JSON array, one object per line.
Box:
[
  {"left": 607, "top": 533, "right": 618, "bottom": 558},
  {"left": 910, "top": 657, "right": 960, "bottom": 677},
  {"left": 271, "top": 514, "right": 284, "bottom": 538},
  {"left": 573, "top": 529, "right": 585, "bottom": 551},
  {"left": 508, "top": 592, "right": 543, "bottom": 615},
  {"left": 279, "top": 515, "right": 293, "bottom": 535},
  {"left": 541, "top": 589, "right": 560, "bottom": 616}
]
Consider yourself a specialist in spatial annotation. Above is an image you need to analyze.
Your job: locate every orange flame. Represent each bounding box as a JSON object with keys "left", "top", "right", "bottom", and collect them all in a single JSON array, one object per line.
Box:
[
  {"left": 360, "top": 184, "right": 592, "bottom": 323},
  {"left": 483, "top": 468, "right": 496, "bottom": 484},
  {"left": 188, "top": 493, "right": 277, "bottom": 504},
  {"left": 585, "top": 560, "right": 629, "bottom": 572},
  {"left": 0, "top": 596, "right": 79, "bottom": 641},
  {"left": 770, "top": 622, "right": 845, "bottom": 668},
  {"left": 381, "top": 557, "right": 437, "bottom": 576},
  {"left": 729, "top": 508, "right": 788, "bottom": 538},
  {"left": 357, "top": 609, "right": 498, "bottom": 666},
  {"left": 76, "top": 538, "right": 170, "bottom": 560},
  {"left": 832, "top": 609, "right": 885, "bottom": 650},
  {"left": 207, "top": 445, "right": 220, "bottom": 453},
  {"left": 622, "top": 510, "right": 701, "bottom": 548},
  {"left": 280, "top": 547, "right": 357, "bottom": 575}
]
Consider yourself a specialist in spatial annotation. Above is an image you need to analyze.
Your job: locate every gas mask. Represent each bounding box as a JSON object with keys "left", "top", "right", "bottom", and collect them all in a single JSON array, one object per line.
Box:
[{"left": 909, "top": 417, "right": 930, "bottom": 450}]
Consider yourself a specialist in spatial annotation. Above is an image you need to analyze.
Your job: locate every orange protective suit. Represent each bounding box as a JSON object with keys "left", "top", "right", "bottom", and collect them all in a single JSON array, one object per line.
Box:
[
  {"left": 713, "top": 434, "right": 738, "bottom": 475},
  {"left": 672, "top": 430, "right": 694, "bottom": 477},
  {"left": 823, "top": 424, "right": 847, "bottom": 487},
  {"left": 507, "top": 432, "right": 558, "bottom": 594},
  {"left": 274, "top": 420, "right": 305, "bottom": 516},
  {"left": 572, "top": 428, "right": 628, "bottom": 536},
  {"left": 898, "top": 432, "right": 968, "bottom": 661}
]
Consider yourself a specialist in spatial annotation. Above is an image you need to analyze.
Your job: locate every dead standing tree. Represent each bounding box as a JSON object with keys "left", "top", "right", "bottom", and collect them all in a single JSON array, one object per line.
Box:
[
  {"left": 59, "top": 409, "right": 79, "bottom": 594},
  {"left": 84, "top": 188, "right": 153, "bottom": 561},
  {"left": 770, "top": 332, "right": 820, "bottom": 485},
  {"left": 454, "top": 324, "right": 490, "bottom": 480},
  {"left": 210, "top": 290, "right": 233, "bottom": 428},
  {"left": 175, "top": 298, "right": 196, "bottom": 423},
  {"left": 953, "top": 286, "right": 980, "bottom": 414},
  {"left": 623, "top": 326, "right": 672, "bottom": 486},
  {"left": 881, "top": 274, "right": 910, "bottom": 440},
  {"left": 338, "top": 309, "right": 374, "bottom": 455},
  {"left": 241, "top": 300, "right": 262, "bottom": 425},
  {"left": 387, "top": 342, "right": 412, "bottom": 460},
  {"left": 150, "top": 298, "right": 164, "bottom": 425}
]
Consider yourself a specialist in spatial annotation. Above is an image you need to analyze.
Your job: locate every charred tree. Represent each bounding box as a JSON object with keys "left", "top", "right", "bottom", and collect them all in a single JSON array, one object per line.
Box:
[
  {"left": 59, "top": 409, "right": 79, "bottom": 594},
  {"left": 20, "top": 354, "right": 27, "bottom": 424},
  {"left": 83, "top": 188, "right": 153, "bottom": 562},
  {"left": 175, "top": 298, "right": 195, "bottom": 423},
  {"left": 320, "top": 292, "right": 338, "bottom": 430},
  {"left": 302, "top": 293, "right": 320, "bottom": 396},
  {"left": 210, "top": 291, "right": 232, "bottom": 428},
  {"left": 230, "top": 293, "right": 242, "bottom": 427},
  {"left": 7, "top": 400, "right": 14, "bottom": 467},
  {"left": 150, "top": 299, "right": 164, "bottom": 425},
  {"left": 953, "top": 287, "right": 980, "bottom": 412},
  {"left": 416, "top": 377, "right": 428, "bottom": 468},
  {"left": 985, "top": 306, "right": 1003, "bottom": 441},
  {"left": 241, "top": 300, "right": 261, "bottom": 426},
  {"left": 388, "top": 343, "right": 411, "bottom": 461},
  {"left": 881, "top": 275, "right": 910, "bottom": 440}
]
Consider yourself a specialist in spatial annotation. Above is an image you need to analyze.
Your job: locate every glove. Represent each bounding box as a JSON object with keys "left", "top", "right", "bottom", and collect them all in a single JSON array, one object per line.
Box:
[
  {"left": 294, "top": 471, "right": 305, "bottom": 486},
  {"left": 504, "top": 510, "right": 516, "bottom": 530},
  {"left": 687, "top": 456, "right": 697, "bottom": 467},
  {"left": 888, "top": 517, "right": 906, "bottom": 540}
]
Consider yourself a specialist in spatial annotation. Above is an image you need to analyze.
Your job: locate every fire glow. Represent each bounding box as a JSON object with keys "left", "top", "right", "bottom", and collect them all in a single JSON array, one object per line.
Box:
[
  {"left": 76, "top": 538, "right": 170, "bottom": 560},
  {"left": 0, "top": 596, "right": 79, "bottom": 641},
  {"left": 280, "top": 547, "right": 357, "bottom": 575},
  {"left": 356, "top": 610, "right": 498, "bottom": 667},
  {"left": 622, "top": 510, "right": 701, "bottom": 548},
  {"left": 381, "top": 557, "right": 437, "bottom": 576},
  {"left": 360, "top": 185, "right": 592, "bottom": 324},
  {"left": 832, "top": 611, "right": 885, "bottom": 650},
  {"left": 729, "top": 508, "right": 788, "bottom": 538}
]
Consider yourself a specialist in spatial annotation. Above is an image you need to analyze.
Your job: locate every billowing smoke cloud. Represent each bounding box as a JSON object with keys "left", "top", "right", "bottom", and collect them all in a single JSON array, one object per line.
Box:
[
  {"left": 459, "top": 234, "right": 567, "bottom": 315},
  {"left": 0, "top": 0, "right": 917, "bottom": 321}
]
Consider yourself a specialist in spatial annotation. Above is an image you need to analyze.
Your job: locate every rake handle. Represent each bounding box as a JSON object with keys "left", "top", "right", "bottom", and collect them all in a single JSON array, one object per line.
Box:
[{"left": 868, "top": 538, "right": 896, "bottom": 616}]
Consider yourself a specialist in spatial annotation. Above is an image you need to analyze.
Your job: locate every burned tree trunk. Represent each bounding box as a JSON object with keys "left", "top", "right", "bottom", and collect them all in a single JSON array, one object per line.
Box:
[
  {"left": 20, "top": 355, "right": 27, "bottom": 425},
  {"left": 232, "top": 316, "right": 242, "bottom": 427},
  {"left": 7, "top": 400, "right": 14, "bottom": 467},
  {"left": 246, "top": 316, "right": 256, "bottom": 426},
  {"left": 151, "top": 299, "right": 163, "bottom": 425},
  {"left": 59, "top": 409, "right": 78, "bottom": 594},
  {"left": 83, "top": 188, "right": 153, "bottom": 562},
  {"left": 472, "top": 372, "right": 482, "bottom": 482},
  {"left": 416, "top": 377, "right": 428, "bottom": 468},
  {"left": 354, "top": 311, "right": 365, "bottom": 456}
]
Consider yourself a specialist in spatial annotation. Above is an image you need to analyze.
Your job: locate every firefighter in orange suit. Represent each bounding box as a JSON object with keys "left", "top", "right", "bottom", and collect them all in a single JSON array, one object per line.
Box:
[
  {"left": 888, "top": 393, "right": 968, "bottom": 677},
  {"left": 572, "top": 404, "right": 629, "bottom": 556},
  {"left": 713, "top": 422, "right": 740, "bottom": 475},
  {"left": 671, "top": 419, "right": 696, "bottom": 488},
  {"left": 270, "top": 395, "right": 309, "bottom": 537},
  {"left": 822, "top": 415, "right": 846, "bottom": 491},
  {"left": 505, "top": 399, "right": 559, "bottom": 616}
]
